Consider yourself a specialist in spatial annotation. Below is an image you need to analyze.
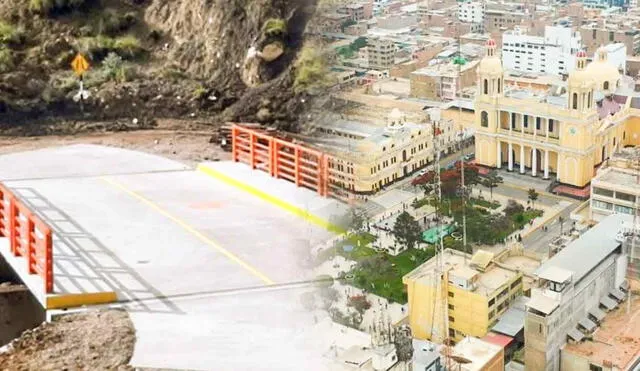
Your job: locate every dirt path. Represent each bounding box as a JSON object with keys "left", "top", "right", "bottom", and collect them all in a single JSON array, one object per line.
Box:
[
  {"left": 0, "top": 309, "right": 135, "bottom": 371},
  {"left": 0, "top": 119, "right": 231, "bottom": 167}
]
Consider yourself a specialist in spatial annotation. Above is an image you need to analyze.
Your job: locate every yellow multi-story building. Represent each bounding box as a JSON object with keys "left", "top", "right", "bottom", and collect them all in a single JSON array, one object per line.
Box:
[
  {"left": 402, "top": 247, "right": 542, "bottom": 344},
  {"left": 474, "top": 39, "right": 640, "bottom": 187},
  {"left": 311, "top": 108, "right": 458, "bottom": 194}
]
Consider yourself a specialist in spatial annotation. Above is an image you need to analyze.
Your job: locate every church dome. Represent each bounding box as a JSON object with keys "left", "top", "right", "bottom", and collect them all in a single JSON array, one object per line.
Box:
[
  {"left": 388, "top": 108, "right": 404, "bottom": 122},
  {"left": 585, "top": 47, "right": 620, "bottom": 94}
]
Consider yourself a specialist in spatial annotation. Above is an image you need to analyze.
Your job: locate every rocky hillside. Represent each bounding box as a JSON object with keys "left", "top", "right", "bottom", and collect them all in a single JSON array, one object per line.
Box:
[{"left": 0, "top": 0, "right": 326, "bottom": 134}]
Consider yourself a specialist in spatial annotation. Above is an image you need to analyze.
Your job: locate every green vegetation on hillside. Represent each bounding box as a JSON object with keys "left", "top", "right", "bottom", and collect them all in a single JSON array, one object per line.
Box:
[
  {"left": 264, "top": 18, "right": 287, "bottom": 36},
  {"left": 30, "top": 0, "right": 89, "bottom": 14},
  {"left": 294, "top": 43, "right": 331, "bottom": 93}
]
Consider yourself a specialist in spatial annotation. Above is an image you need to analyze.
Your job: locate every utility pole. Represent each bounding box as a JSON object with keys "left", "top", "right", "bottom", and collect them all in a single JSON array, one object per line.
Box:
[
  {"left": 628, "top": 153, "right": 639, "bottom": 314},
  {"left": 453, "top": 21, "right": 468, "bottom": 261}
]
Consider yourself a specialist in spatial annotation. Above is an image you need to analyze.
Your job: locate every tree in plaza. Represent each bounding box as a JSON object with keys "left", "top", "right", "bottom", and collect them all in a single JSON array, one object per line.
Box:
[
  {"left": 528, "top": 188, "right": 539, "bottom": 209},
  {"left": 482, "top": 170, "right": 503, "bottom": 201},
  {"left": 454, "top": 161, "right": 480, "bottom": 191},
  {"left": 392, "top": 211, "right": 423, "bottom": 249},
  {"left": 558, "top": 216, "right": 565, "bottom": 236},
  {"left": 504, "top": 199, "right": 524, "bottom": 217},
  {"left": 420, "top": 182, "right": 434, "bottom": 195},
  {"left": 348, "top": 207, "right": 367, "bottom": 233},
  {"left": 411, "top": 162, "right": 480, "bottom": 198}
]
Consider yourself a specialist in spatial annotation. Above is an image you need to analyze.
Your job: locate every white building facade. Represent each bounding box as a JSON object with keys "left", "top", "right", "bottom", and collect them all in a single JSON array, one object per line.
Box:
[
  {"left": 457, "top": 1, "right": 485, "bottom": 24},
  {"left": 593, "top": 43, "right": 626, "bottom": 74},
  {"left": 502, "top": 26, "right": 583, "bottom": 76}
]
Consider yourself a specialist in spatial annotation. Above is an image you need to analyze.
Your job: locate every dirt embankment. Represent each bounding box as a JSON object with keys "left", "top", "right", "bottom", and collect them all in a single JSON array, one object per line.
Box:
[
  {"left": 0, "top": 309, "right": 135, "bottom": 370},
  {"left": 0, "top": 0, "right": 320, "bottom": 134},
  {"left": 0, "top": 282, "right": 44, "bottom": 348}
]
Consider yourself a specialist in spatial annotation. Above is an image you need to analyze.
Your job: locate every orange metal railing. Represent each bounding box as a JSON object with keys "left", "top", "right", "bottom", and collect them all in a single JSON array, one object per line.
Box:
[
  {"left": 232, "top": 124, "right": 331, "bottom": 197},
  {"left": 0, "top": 183, "right": 54, "bottom": 293}
]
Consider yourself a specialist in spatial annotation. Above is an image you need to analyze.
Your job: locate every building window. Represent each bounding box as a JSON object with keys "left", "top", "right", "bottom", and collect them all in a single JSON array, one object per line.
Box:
[
  {"left": 448, "top": 304, "right": 454, "bottom": 310},
  {"left": 488, "top": 298, "right": 495, "bottom": 307},
  {"left": 483, "top": 79, "right": 488, "bottom": 94},
  {"left": 448, "top": 292, "right": 454, "bottom": 298},
  {"left": 609, "top": 31, "right": 614, "bottom": 42},
  {"left": 593, "top": 187, "right": 614, "bottom": 198},
  {"left": 449, "top": 316, "right": 455, "bottom": 322},
  {"left": 588, "top": 91, "right": 592, "bottom": 108},
  {"left": 523, "top": 115, "right": 528, "bottom": 128},
  {"left": 572, "top": 93, "right": 578, "bottom": 109},
  {"left": 590, "top": 364, "right": 603, "bottom": 371},
  {"left": 615, "top": 204, "right": 634, "bottom": 215},
  {"left": 481, "top": 111, "right": 489, "bottom": 127},
  {"left": 449, "top": 329, "right": 456, "bottom": 337},
  {"left": 510, "top": 277, "right": 522, "bottom": 289},
  {"left": 497, "top": 79, "right": 501, "bottom": 93},
  {"left": 616, "top": 192, "right": 636, "bottom": 203},
  {"left": 511, "top": 113, "right": 516, "bottom": 129},
  {"left": 604, "top": 81, "right": 609, "bottom": 90},
  {"left": 536, "top": 117, "right": 541, "bottom": 130},
  {"left": 593, "top": 200, "right": 613, "bottom": 210}
]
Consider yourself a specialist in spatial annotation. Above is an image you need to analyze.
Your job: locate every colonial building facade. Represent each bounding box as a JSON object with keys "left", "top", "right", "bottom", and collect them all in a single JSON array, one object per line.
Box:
[{"left": 474, "top": 40, "right": 638, "bottom": 188}]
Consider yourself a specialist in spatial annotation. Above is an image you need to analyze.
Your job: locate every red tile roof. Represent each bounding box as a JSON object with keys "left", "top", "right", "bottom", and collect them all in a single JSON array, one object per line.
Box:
[{"left": 481, "top": 332, "right": 515, "bottom": 348}]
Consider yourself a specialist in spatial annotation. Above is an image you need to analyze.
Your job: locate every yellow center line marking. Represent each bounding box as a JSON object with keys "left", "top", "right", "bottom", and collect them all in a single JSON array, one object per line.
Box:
[{"left": 101, "top": 177, "right": 275, "bottom": 285}]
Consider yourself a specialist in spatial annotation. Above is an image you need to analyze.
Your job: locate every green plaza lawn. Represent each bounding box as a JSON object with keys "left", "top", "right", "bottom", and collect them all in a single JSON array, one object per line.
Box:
[
  {"left": 314, "top": 197, "right": 542, "bottom": 304},
  {"left": 317, "top": 232, "right": 435, "bottom": 304}
]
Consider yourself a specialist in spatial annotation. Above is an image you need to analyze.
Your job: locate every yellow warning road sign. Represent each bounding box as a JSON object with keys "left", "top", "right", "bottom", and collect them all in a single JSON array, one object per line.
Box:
[{"left": 71, "top": 53, "right": 90, "bottom": 76}]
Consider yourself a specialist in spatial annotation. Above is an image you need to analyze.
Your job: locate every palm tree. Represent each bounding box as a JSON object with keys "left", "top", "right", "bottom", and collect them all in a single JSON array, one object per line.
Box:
[{"left": 528, "top": 188, "right": 539, "bottom": 209}]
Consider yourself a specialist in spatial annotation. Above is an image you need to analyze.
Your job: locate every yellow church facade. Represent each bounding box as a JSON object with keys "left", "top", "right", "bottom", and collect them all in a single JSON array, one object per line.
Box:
[{"left": 474, "top": 40, "right": 640, "bottom": 188}]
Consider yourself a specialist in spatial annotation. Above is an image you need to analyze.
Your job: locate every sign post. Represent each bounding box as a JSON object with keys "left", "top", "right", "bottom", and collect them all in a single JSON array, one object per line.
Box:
[{"left": 70, "top": 53, "right": 91, "bottom": 108}]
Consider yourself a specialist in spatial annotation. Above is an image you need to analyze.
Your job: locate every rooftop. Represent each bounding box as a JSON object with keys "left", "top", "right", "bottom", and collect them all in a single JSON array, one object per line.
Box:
[
  {"left": 593, "top": 167, "right": 640, "bottom": 190},
  {"left": 491, "top": 296, "right": 529, "bottom": 337},
  {"left": 534, "top": 214, "right": 631, "bottom": 286},
  {"left": 404, "top": 248, "right": 539, "bottom": 297},
  {"left": 412, "top": 60, "right": 479, "bottom": 78},
  {"left": 451, "top": 337, "right": 503, "bottom": 371},
  {"left": 413, "top": 339, "right": 442, "bottom": 367},
  {"left": 562, "top": 296, "right": 640, "bottom": 370},
  {"left": 481, "top": 332, "right": 515, "bottom": 349}
]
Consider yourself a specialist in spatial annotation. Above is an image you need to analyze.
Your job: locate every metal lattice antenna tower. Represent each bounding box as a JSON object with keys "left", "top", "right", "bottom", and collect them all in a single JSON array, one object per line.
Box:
[{"left": 430, "top": 110, "right": 450, "bottom": 363}]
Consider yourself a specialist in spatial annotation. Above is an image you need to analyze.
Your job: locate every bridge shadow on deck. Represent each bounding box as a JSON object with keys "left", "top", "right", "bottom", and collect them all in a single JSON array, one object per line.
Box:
[{"left": 13, "top": 187, "right": 182, "bottom": 314}]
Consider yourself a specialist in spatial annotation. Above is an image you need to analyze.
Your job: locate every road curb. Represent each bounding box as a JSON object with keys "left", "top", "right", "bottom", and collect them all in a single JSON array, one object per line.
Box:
[
  {"left": 197, "top": 163, "right": 346, "bottom": 235},
  {"left": 522, "top": 206, "right": 566, "bottom": 239}
]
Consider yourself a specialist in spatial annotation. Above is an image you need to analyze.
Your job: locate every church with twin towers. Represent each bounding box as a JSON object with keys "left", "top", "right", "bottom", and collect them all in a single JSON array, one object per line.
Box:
[{"left": 473, "top": 38, "right": 640, "bottom": 188}]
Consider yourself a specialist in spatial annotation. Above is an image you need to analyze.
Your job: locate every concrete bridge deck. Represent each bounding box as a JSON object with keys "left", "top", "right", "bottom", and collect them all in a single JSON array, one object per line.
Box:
[{"left": 0, "top": 144, "right": 346, "bottom": 370}]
